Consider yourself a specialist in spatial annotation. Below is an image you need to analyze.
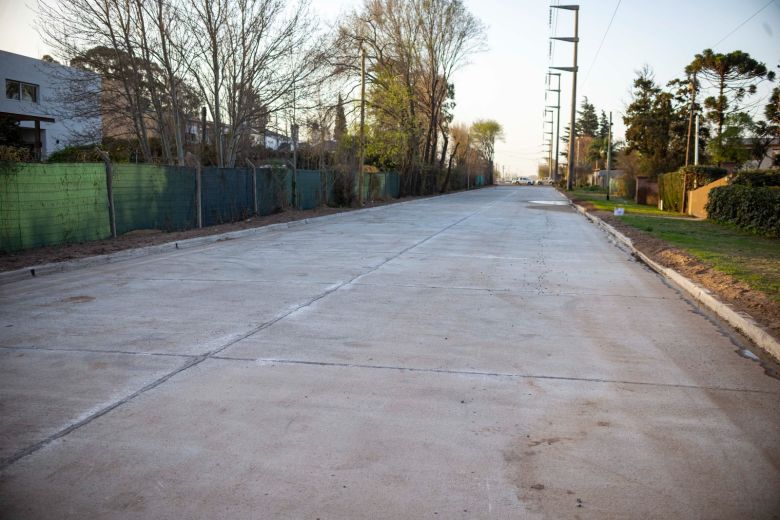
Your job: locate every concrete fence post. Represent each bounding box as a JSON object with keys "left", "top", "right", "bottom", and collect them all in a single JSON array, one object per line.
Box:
[{"left": 95, "top": 148, "right": 117, "bottom": 238}]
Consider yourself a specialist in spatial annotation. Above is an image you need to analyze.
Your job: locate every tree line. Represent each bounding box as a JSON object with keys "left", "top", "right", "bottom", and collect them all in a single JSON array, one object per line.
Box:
[
  {"left": 27, "top": 0, "right": 502, "bottom": 197},
  {"left": 549, "top": 48, "right": 777, "bottom": 184}
]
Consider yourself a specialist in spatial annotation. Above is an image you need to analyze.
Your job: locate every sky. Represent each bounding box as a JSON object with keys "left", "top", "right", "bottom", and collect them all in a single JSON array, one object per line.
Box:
[{"left": 1, "top": 0, "right": 778, "bottom": 176}]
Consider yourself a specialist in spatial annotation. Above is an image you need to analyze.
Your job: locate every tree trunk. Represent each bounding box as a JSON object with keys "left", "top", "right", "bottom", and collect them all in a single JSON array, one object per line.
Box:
[{"left": 440, "top": 141, "right": 458, "bottom": 193}]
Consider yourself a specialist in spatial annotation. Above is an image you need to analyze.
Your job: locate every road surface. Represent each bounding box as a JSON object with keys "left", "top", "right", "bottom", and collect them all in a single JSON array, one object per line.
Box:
[{"left": 1, "top": 186, "right": 778, "bottom": 518}]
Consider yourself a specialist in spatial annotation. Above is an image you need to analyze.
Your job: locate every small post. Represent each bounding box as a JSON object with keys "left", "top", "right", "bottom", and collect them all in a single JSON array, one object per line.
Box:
[
  {"left": 195, "top": 162, "right": 203, "bottom": 228},
  {"left": 95, "top": 147, "right": 117, "bottom": 238},
  {"left": 246, "top": 158, "right": 258, "bottom": 215}
]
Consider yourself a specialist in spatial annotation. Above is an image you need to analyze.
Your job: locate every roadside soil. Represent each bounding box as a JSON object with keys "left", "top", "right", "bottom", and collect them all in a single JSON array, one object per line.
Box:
[
  {"left": 570, "top": 196, "right": 780, "bottom": 342},
  {"left": 0, "top": 195, "right": 430, "bottom": 273}
]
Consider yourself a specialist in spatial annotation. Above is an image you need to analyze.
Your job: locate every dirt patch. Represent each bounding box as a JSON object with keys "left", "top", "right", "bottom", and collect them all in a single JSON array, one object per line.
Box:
[{"left": 0, "top": 195, "right": 431, "bottom": 273}]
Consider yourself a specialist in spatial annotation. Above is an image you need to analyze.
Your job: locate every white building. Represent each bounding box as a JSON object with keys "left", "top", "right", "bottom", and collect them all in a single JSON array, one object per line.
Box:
[{"left": 1, "top": 50, "right": 101, "bottom": 159}]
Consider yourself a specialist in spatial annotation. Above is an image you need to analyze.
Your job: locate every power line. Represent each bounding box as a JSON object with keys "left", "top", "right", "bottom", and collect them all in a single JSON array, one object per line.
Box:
[
  {"left": 582, "top": 0, "right": 621, "bottom": 86},
  {"left": 712, "top": 0, "right": 775, "bottom": 48}
]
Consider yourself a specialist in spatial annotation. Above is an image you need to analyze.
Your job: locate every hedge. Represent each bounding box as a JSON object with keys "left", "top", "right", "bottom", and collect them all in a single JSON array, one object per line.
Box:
[
  {"left": 658, "top": 166, "right": 727, "bottom": 212},
  {"left": 706, "top": 184, "right": 780, "bottom": 237},
  {"left": 731, "top": 168, "right": 780, "bottom": 187}
]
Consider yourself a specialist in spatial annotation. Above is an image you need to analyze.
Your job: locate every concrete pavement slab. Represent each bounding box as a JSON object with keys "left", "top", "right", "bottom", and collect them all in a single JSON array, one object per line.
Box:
[
  {"left": 0, "top": 359, "right": 777, "bottom": 519},
  {"left": 222, "top": 282, "right": 779, "bottom": 393},
  {"left": 1, "top": 186, "right": 778, "bottom": 518},
  {"left": 0, "top": 348, "right": 185, "bottom": 462}
]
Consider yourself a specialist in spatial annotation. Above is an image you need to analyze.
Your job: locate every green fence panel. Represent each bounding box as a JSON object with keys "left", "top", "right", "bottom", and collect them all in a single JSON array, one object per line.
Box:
[
  {"left": 202, "top": 167, "right": 254, "bottom": 226},
  {"left": 363, "top": 173, "right": 384, "bottom": 201},
  {"left": 475, "top": 175, "right": 485, "bottom": 187},
  {"left": 0, "top": 163, "right": 110, "bottom": 252},
  {"left": 112, "top": 164, "right": 196, "bottom": 234},
  {"left": 255, "top": 167, "right": 292, "bottom": 215},
  {"left": 295, "top": 170, "right": 323, "bottom": 210},
  {"left": 386, "top": 172, "right": 400, "bottom": 198}
]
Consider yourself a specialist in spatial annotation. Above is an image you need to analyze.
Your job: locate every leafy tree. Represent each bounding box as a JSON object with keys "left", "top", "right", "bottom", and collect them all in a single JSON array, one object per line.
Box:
[
  {"left": 686, "top": 49, "right": 775, "bottom": 144},
  {"left": 576, "top": 97, "right": 598, "bottom": 137},
  {"left": 750, "top": 120, "right": 775, "bottom": 166},
  {"left": 766, "top": 87, "right": 780, "bottom": 165},
  {"left": 622, "top": 66, "right": 685, "bottom": 177},
  {"left": 708, "top": 112, "right": 753, "bottom": 166},
  {"left": 470, "top": 119, "right": 503, "bottom": 164}
]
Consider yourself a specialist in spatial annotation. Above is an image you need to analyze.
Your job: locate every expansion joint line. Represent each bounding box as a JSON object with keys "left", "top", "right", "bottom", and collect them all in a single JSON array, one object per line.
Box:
[{"left": 0, "top": 190, "right": 511, "bottom": 471}]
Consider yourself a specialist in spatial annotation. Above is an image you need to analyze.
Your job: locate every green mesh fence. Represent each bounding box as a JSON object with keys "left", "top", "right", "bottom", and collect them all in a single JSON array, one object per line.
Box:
[
  {"left": 295, "top": 170, "right": 323, "bottom": 210},
  {"left": 0, "top": 163, "right": 110, "bottom": 252},
  {"left": 362, "top": 172, "right": 401, "bottom": 201},
  {"left": 255, "top": 167, "right": 291, "bottom": 215},
  {"left": 202, "top": 167, "right": 254, "bottom": 226},
  {"left": 2, "top": 164, "right": 406, "bottom": 253},
  {"left": 113, "top": 164, "right": 196, "bottom": 233}
]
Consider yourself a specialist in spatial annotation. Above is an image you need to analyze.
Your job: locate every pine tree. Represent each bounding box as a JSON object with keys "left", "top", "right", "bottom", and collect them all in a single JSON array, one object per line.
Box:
[
  {"left": 598, "top": 110, "right": 609, "bottom": 139},
  {"left": 576, "top": 97, "right": 599, "bottom": 137}
]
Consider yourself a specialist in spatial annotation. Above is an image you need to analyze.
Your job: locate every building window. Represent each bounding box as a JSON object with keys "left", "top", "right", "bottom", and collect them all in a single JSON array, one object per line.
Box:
[{"left": 5, "top": 80, "right": 39, "bottom": 103}]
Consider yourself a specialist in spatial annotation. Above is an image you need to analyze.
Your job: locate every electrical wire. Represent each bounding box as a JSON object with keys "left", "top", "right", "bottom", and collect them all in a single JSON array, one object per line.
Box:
[
  {"left": 582, "top": 0, "right": 622, "bottom": 86},
  {"left": 712, "top": 0, "right": 776, "bottom": 48}
]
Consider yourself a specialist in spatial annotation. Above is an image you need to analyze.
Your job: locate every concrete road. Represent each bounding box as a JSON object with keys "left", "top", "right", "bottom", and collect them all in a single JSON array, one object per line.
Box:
[{"left": 1, "top": 186, "right": 778, "bottom": 519}]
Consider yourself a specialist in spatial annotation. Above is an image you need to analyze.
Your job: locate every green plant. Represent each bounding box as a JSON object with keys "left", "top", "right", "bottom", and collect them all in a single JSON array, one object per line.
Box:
[
  {"left": 46, "top": 145, "right": 102, "bottom": 163},
  {"left": 706, "top": 184, "right": 780, "bottom": 237},
  {"left": 731, "top": 168, "right": 780, "bottom": 187},
  {"left": 0, "top": 145, "right": 31, "bottom": 163},
  {"left": 658, "top": 166, "right": 728, "bottom": 212}
]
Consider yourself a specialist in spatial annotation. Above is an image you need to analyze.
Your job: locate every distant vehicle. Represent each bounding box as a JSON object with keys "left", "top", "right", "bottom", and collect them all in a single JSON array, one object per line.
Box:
[{"left": 516, "top": 177, "right": 533, "bottom": 185}]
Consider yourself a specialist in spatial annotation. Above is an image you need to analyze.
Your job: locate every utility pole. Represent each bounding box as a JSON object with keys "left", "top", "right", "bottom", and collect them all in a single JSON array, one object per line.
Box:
[
  {"left": 550, "top": 4, "right": 579, "bottom": 191},
  {"left": 358, "top": 45, "right": 367, "bottom": 206},
  {"left": 546, "top": 72, "right": 562, "bottom": 182},
  {"left": 544, "top": 108, "right": 554, "bottom": 179},
  {"left": 684, "top": 74, "right": 697, "bottom": 166},
  {"left": 606, "top": 111, "right": 612, "bottom": 200},
  {"left": 292, "top": 80, "right": 298, "bottom": 208},
  {"left": 200, "top": 106, "right": 207, "bottom": 160}
]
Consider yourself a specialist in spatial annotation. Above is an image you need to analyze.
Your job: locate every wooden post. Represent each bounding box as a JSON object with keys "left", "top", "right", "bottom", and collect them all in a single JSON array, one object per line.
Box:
[
  {"left": 196, "top": 162, "right": 203, "bottom": 228},
  {"left": 246, "top": 159, "right": 258, "bottom": 215},
  {"left": 95, "top": 148, "right": 117, "bottom": 238}
]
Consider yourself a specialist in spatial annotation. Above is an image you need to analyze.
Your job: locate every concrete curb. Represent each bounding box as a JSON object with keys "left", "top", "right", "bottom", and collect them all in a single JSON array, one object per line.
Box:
[
  {"left": 570, "top": 202, "right": 780, "bottom": 361},
  {"left": 0, "top": 190, "right": 470, "bottom": 286}
]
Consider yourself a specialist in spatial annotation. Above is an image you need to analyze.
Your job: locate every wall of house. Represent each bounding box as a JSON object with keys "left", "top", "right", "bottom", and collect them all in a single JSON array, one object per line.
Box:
[{"left": 0, "top": 50, "right": 101, "bottom": 157}]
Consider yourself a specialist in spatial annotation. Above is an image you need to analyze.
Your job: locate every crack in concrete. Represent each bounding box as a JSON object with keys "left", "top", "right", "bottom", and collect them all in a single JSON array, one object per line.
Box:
[
  {"left": 0, "top": 191, "right": 510, "bottom": 471},
  {"left": 207, "top": 355, "right": 780, "bottom": 396}
]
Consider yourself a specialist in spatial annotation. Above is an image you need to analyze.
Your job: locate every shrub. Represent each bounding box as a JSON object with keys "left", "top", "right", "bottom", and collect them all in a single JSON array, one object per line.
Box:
[
  {"left": 706, "top": 184, "right": 780, "bottom": 237},
  {"left": 731, "top": 168, "right": 780, "bottom": 187},
  {"left": 0, "top": 145, "right": 31, "bottom": 163},
  {"left": 658, "top": 166, "right": 728, "bottom": 212},
  {"left": 46, "top": 145, "right": 102, "bottom": 163}
]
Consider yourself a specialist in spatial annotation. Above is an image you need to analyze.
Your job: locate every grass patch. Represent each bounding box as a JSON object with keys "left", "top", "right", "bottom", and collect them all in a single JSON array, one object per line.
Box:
[
  {"left": 569, "top": 189, "right": 683, "bottom": 217},
  {"left": 620, "top": 215, "right": 780, "bottom": 302}
]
